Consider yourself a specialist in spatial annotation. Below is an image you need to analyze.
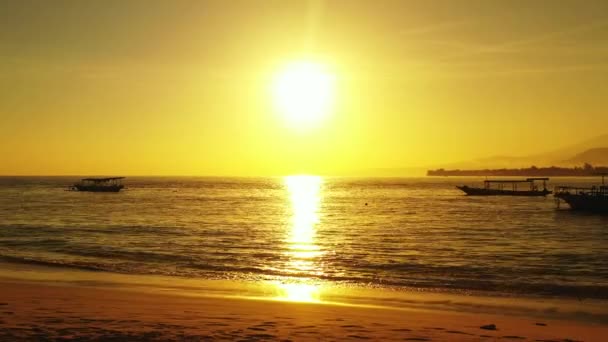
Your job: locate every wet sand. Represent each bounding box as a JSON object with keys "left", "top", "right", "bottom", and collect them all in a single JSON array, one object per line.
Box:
[{"left": 1, "top": 276, "right": 606, "bottom": 341}]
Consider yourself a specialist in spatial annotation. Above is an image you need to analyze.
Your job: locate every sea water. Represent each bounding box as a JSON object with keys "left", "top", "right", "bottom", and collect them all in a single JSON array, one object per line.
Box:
[{"left": 1, "top": 176, "right": 607, "bottom": 301}]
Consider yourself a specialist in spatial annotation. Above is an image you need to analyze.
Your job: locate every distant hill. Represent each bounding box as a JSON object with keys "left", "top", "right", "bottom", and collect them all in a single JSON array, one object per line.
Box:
[
  {"left": 434, "top": 133, "right": 608, "bottom": 170},
  {"left": 347, "top": 134, "right": 608, "bottom": 177},
  {"left": 427, "top": 165, "right": 608, "bottom": 177},
  {"left": 539, "top": 134, "right": 608, "bottom": 165},
  {"left": 561, "top": 147, "right": 608, "bottom": 166}
]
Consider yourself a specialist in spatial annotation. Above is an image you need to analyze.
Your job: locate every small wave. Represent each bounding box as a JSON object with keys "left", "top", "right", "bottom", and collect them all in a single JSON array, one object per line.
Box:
[{"left": 0, "top": 254, "right": 108, "bottom": 272}]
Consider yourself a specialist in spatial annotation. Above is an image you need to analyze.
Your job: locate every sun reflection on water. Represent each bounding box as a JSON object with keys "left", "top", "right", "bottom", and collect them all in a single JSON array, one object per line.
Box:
[
  {"left": 274, "top": 282, "right": 321, "bottom": 303},
  {"left": 273, "top": 175, "right": 324, "bottom": 302}
]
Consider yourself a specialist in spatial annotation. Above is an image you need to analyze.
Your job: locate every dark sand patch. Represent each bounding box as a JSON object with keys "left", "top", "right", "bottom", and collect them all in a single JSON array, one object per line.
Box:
[
  {"left": 446, "top": 330, "right": 472, "bottom": 335},
  {"left": 206, "top": 322, "right": 230, "bottom": 326},
  {"left": 247, "top": 326, "right": 266, "bottom": 331},
  {"left": 348, "top": 334, "right": 372, "bottom": 339},
  {"left": 480, "top": 324, "right": 497, "bottom": 330},
  {"left": 255, "top": 321, "right": 277, "bottom": 328},
  {"left": 246, "top": 333, "right": 276, "bottom": 339}
]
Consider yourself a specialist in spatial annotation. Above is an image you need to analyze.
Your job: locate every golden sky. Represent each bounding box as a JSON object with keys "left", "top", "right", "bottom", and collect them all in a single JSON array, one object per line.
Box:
[{"left": 1, "top": 0, "right": 608, "bottom": 176}]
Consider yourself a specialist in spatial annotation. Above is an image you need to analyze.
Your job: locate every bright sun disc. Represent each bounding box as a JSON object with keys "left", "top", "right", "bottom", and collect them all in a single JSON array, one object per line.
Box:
[{"left": 272, "top": 61, "right": 335, "bottom": 125}]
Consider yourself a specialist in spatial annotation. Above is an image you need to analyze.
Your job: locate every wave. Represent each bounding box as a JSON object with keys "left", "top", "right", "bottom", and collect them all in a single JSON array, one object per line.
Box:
[
  {"left": 4, "top": 250, "right": 607, "bottom": 301},
  {"left": 0, "top": 254, "right": 109, "bottom": 273}
]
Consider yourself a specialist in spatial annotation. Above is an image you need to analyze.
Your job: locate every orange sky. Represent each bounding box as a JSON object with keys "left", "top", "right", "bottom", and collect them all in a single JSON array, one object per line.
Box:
[{"left": 1, "top": 0, "right": 608, "bottom": 176}]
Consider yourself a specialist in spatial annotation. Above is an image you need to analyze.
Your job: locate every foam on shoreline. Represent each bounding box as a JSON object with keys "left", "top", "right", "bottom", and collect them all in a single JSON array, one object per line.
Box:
[{"left": 2, "top": 261, "right": 607, "bottom": 325}]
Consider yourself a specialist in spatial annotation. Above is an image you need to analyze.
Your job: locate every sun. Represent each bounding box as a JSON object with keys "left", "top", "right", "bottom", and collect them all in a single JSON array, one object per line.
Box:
[{"left": 272, "top": 61, "right": 335, "bottom": 126}]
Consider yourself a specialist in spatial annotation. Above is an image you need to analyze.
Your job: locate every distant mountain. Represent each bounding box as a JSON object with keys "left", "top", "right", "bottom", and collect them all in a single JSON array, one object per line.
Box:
[
  {"left": 561, "top": 147, "right": 608, "bottom": 166},
  {"left": 537, "top": 133, "right": 608, "bottom": 165},
  {"left": 434, "top": 133, "right": 608, "bottom": 170},
  {"left": 351, "top": 167, "right": 428, "bottom": 177}
]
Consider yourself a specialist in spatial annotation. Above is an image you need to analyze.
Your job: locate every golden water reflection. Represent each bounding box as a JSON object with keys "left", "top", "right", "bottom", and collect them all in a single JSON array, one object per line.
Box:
[
  {"left": 273, "top": 282, "right": 322, "bottom": 303},
  {"left": 273, "top": 175, "right": 324, "bottom": 302}
]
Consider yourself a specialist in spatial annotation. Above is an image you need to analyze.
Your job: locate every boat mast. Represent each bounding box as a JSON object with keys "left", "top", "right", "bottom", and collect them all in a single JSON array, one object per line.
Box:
[{"left": 594, "top": 172, "right": 607, "bottom": 186}]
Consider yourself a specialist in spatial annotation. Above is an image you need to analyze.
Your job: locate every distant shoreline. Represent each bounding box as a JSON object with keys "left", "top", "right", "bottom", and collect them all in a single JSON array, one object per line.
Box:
[{"left": 427, "top": 165, "right": 608, "bottom": 177}]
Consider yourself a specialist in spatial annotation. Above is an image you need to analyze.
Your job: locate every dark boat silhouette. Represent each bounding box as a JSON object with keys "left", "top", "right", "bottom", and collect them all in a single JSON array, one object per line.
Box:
[
  {"left": 554, "top": 174, "right": 608, "bottom": 213},
  {"left": 457, "top": 178, "right": 551, "bottom": 196},
  {"left": 72, "top": 177, "right": 125, "bottom": 192}
]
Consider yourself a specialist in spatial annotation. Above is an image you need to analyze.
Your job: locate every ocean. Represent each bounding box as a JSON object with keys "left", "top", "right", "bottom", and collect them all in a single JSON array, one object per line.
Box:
[{"left": 1, "top": 176, "right": 607, "bottom": 300}]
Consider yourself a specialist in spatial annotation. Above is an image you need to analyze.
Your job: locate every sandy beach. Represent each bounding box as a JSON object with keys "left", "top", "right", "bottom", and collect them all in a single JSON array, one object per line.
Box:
[{"left": 1, "top": 264, "right": 607, "bottom": 341}]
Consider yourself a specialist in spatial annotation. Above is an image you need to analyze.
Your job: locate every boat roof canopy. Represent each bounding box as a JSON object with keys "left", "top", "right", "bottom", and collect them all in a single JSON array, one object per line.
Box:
[
  {"left": 484, "top": 178, "right": 549, "bottom": 183},
  {"left": 81, "top": 177, "right": 125, "bottom": 181}
]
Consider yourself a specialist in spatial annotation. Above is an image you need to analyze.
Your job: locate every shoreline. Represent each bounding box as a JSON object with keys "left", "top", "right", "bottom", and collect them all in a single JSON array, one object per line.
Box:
[
  {"left": 1, "top": 261, "right": 607, "bottom": 322},
  {"left": 1, "top": 263, "right": 607, "bottom": 341}
]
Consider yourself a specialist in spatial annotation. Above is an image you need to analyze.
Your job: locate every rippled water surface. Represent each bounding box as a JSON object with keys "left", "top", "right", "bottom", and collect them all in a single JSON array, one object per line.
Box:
[{"left": 1, "top": 176, "right": 607, "bottom": 299}]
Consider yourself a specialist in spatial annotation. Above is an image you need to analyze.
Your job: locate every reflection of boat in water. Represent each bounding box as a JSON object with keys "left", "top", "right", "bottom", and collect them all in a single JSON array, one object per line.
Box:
[
  {"left": 457, "top": 178, "right": 551, "bottom": 196},
  {"left": 72, "top": 177, "right": 125, "bottom": 192},
  {"left": 554, "top": 174, "right": 608, "bottom": 213}
]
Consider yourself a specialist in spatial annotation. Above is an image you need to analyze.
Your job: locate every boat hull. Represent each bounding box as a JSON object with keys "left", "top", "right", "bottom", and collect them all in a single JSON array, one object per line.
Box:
[
  {"left": 555, "top": 193, "right": 608, "bottom": 213},
  {"left": 74, "top": 185, "right": 124, "bottom": 192},
  {"left": 457, "top": 186, "right": 551, "bottom": 197}
]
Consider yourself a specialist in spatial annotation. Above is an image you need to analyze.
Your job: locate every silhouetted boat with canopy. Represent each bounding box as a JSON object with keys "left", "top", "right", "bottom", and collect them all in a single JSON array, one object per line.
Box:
[
  {"left": 72, "top": 177, "right": 125, "bottom": 192},
  {"left": 457, "top": 178, "right": 551, "bottom": 196},
  {"left": 554, "top": 174, "right": 608, "bottom": 213}
]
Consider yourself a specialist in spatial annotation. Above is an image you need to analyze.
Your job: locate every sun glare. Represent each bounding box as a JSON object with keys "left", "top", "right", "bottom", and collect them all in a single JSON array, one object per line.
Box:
[
  {"left": 274, "top": 282, "right": 321, "bottom": 303},
  {"left": 285, "top": 175, "right": 323, "bottom": 264},
  {"left": 272, "top": 61, "right": 335, "bottom": 126},
  {"left": 271, "top": 175, "right": 325, "bottom": 303}
]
